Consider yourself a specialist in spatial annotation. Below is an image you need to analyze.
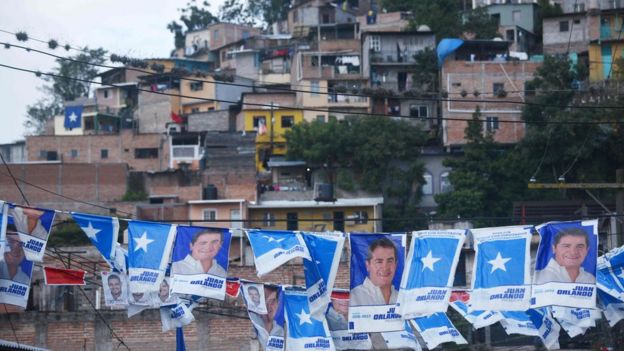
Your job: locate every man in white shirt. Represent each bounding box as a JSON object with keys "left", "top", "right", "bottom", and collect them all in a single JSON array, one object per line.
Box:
[
  {"left": 0, "top": 233, "right": 30, "bottom": 285},
  {"left": 172, "top": 229, "right": 226, "bottom": 276},
  {"left": 350, "top": 237, "right": 398, "bottom": 306},
  {"left": 535, "top": 227, "right": 595, "bottom": 284}
]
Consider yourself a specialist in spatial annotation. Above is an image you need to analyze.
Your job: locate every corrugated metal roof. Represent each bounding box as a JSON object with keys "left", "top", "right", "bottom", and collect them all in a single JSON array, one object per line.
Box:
[{"left": 0, "top": 339, "right": 50, "bottom": 351}]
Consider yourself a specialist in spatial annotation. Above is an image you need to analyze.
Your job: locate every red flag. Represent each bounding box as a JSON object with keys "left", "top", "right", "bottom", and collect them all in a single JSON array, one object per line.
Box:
[
  {"left": 226, "top": 278, "right": 241, "bottom": 298},
  {"left": 43, "top": 266, "right": 86, "bottom": 286},
  {"left": 171, "top": 111, "right": 183, "bottom": 124}
]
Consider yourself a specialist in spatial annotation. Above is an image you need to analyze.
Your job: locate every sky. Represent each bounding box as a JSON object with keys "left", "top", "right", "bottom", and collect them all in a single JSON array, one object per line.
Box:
[{"left": 0, "top": 0, "right": 225, "bottom": 144}]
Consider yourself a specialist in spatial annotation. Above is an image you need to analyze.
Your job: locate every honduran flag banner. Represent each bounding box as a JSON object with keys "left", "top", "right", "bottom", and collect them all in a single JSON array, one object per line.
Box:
[
  {"left": 598, "top": 289, "right": 624, "bottom": 326},
  {"left": 532, "top": 220, "right": 598, "bottom": 309},
  {"left": 246, "top": 229, "right": 311, "bottom": 277},
  {"left": 349, "top": 233, "right": 405, "bottom": 333},
  {"left": 396, "top": 229, "right": 465, "bottom": 318},
  {"left": 499, "top": 310, "right": 538, "bottom": 336},
  {"left": 7, "top": 204, "right": 56, "bottom": 262},
  {"left": 302, "top": 231, "right": 345, "bottom": 315},
  {"left": 380, "top": 321, "right": 421, "bottom": 350},
  {"left": 448, "top": 291, "right": 502, "bottom": 329},
  {"left": 71, "top": 212, "right": 119, "bottom": 266},
  {"left": 526, "top": 308, "right": 561, "bottom": 350},
  {"left": 325, "top": 290, "right": 371, "bottom": 351},
  {"left": 284, "top": 287, "right": 335, "bottom": 351},
  {"left": 170, "top": 226, "right": 231, "bottom": 300},
  {"left": 410, "top": 312, "right": 467, "bottom": 350},
  {"left": 470, "top": 225, "right": 533, "bottom": 311},
  {"left": 127, "top": 220, "right": 176, "bottom": 293}
]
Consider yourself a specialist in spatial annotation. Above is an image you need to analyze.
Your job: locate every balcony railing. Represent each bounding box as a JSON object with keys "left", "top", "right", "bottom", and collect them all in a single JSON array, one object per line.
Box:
[{"left": 369, "top": 50, "right": 419, "bottom": 64}]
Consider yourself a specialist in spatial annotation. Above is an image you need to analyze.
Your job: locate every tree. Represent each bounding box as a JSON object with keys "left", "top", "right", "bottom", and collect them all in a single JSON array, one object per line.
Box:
[
  {"left": 219, "top": 0, "right": 255, "bottom": 25},
  {"left": 411, "top": 47, "right": 438, "bottom": 93},
  {"left": 463, "top": 6, "right": 499, "bottom": 40},
  {"left": 168, "top": 0, "right": 219, "bottom": 49},
  {"left": 247, "top": 0, "right": 290, "bottom": 28},
  {"left": 24, "top": 47, "right": 107, "bottom": 135}
]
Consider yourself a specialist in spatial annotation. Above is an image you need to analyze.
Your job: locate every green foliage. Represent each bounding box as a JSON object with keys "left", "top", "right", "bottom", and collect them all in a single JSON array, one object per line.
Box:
[
  {"left": 247, "top": 0, "right": 290, "bottom": 27},
  {"left": 168, "top": 0, "right": 219, "bottom": 49},
  {"left": 409, "top": 0, "right": 463, "bottom": 39},
  {"left": 463, "top": 6, "right": 500, "bottom": 39},
  {"left": 47, "top": 222, "right": 91, "bottom": 247},
  {"left": 411, "top": 47, "right": 438, "bottom": 93},
  {"left": 219, "top": 0, "right": 256, "bottom": 25},
  {"left": 122, "top": 190, "right": 148, "bottom": 202}
]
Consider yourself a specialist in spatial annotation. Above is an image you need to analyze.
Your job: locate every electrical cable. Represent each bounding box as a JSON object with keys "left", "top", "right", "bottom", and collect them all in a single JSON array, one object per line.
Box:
[{"left": 3, "top": 304, "right": 20, "bottom": 346}]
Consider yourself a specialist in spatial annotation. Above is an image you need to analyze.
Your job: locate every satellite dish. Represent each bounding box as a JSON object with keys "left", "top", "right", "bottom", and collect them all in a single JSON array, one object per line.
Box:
[{"left": 417, "top": 25, "right": 431, "bottom": 32}]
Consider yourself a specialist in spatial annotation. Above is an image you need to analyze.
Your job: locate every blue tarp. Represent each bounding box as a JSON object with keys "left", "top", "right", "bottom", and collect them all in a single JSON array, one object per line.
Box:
[{"left": 437, "top": 39, "right": 464, "bottom": 67}]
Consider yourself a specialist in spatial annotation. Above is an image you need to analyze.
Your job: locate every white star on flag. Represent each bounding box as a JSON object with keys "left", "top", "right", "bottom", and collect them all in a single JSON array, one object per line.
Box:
[
  {"left": 421, "top": 250, "right": 441, "bottom": 272},
  {"left": 69, "top": 112, "right": 78, "bottom": 122},
  {"left": 263, "top": 235, "right": 284, "bottom": 243},
  {"left": 133, "top": 232, "right": 154, "bottom": 252},
  {"left": 488, "top": 252, "right": 511, "bottom": 273},
  {"left": 81, "top": 222, "right": 101, "bottom": 242},
  {"left": 296, "top": 309, "right": 313, "bottom": 325},
  {"left": 617, "top": 269, "right": 624, "bottom": 281}
]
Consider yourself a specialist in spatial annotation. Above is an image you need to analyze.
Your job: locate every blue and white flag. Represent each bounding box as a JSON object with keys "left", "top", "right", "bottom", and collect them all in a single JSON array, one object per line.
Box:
[
  {"left": 284, "top": 287, "right": 335, "bottom": 351},
  {"left": 349, "top": 233, "right": 405, "bottom": 333},
  {"left": 526, "top": 308, "right": 561, "bottom": 350},
  {"left": 380, "top": 321, "right": 421, "bottom": 350},
  {"left": 499, "top": 310, "right": 538, "bottom": 336},
  {"left": 170, "top": 226, "right": 231, "bottom": 300},
  {"left": 449, "top": 292, "right": 502, "bottom": 329},
  {"left": 246, "top": 229, "right": 311, "bottom": 277},
  {"left": 0, "top": 201, "right": 7, "bottom": 262},
  {"left": 598, "top": 289, "right": 624, "bottom": 326},
  {"left": 72, "top": 212, "right": 118, "bottom": 265},
  {"left": 128, "top": 220, "right": 176, "bottom": 293},
  {"left": 7, "top": 204, "right": 56, "bottom": 262},
  {"left": 397, "top": 229, "right": 465, "bottom": 318},
  {"left": 326, "top": 290, "right": 371, "bottom": 351},
  {"left": 64, "top": 105, "right": 83, "bottom": 129},
  {"left": 410, "top": 312, "right": 467, "bottom": 350},
  {"left": 302, "top": 231, "right": 345, "bottom": 315},
  {"left": 160, "top": 302, "right": 196, "bottom": 332},
  {"left": 532, "top": 220, "right": 598, "bottom": 309},
  {"left": 596, "top": 246, "right": 624, "bottom": 300},
  {"left": 470, "top": 225, "right": 533, "bottom": 311}
]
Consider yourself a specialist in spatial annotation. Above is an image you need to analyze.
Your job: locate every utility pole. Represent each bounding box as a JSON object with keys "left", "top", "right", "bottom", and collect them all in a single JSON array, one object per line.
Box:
[{"left": 269, "top": 101, "right": 274, "bottom": 158}]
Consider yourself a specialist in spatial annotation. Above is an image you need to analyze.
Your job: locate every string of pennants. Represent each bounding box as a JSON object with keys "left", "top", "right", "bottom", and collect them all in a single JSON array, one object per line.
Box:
[{"left": 1, "top": 200, "right": 623, "bottom": 350}]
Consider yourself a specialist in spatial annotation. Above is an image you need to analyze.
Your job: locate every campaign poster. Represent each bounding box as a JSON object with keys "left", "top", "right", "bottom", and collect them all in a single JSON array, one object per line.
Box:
[
  {"left": 7, "top": 204, "right": 56, "bottom": 262},
  {"left": 349, "top": 233, "right": 405, "bottom": 333},
  {"left": 243, "top": 283, "right": 285, "bottom": 351},
  {"left": 101, "top": 271, "right": 128, "bottom": 307},
  {"left": 326, "top": 290, "right": 372, "bottom": 350},
  {"left": 243, "top": 282, "right": 268, "bottom": 314},
  {"left": 532, "top": 220, "right": 598, "bottom": 309},
  {"left": 171, "top": 226, "right": 231, "bottom": 300}
]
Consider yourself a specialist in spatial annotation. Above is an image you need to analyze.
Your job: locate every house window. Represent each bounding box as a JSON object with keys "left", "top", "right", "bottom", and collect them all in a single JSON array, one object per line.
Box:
[
  {"left": 573, "top": 2, "right": 585, "bottom": 12},
  {"left": 512, "top": 10, "right": 521, "bottom": 23},
  {"left": 311, "top": 80, "right": 320, "bottom": 96},
  {"left": 40, "top": 150, "right": 58, "bottom": 161},
  {"left": 370, "top": 35, "right": 381, "bottom": 52},
  {"left": 506, "top": 29, "right": 515, "bottom": 42},
  {"left": 243, "top": 30, "right": 250, "bottom": 39},
  {"left": 486, "top": 116, "right": 499, "bottom": 131},
  {"left": 559, "top": 20, "right": 569, "bottom": 32},
  {"left": 440, "top": 171, "right": 452, "bottom": 193},
  {"left": 263, "top": 212, "right": 276, "bottom": 227},
  {"left": 190, "top": 81, "right": 203, "bottom": 91},
  {"left": 103, "top": 89, "right": 110, "bottom": 99},
  {"left": 354, "top": 211, "right": 368, "bottom": 224},
  {"left": 409, "top": 105, "right": 428, "bottom": 118},
  {"left": 253, "top": 116, "right": 266, "bottom": 129},
  {"left": 231, "top": 209, "right": 241, "bottom": 229},
  {"left": 203, "top": 209, "right": 217, "bottom": 221},
  {"left": 493, "top": 83, "right": 505, "bottom": 95},
  {"left": 101, "top": 149, "right": 108, "bottom": 159},
  {"left": 191, "top": 107, "right": 200, "bottom": 113},
  {"left": 134, "top": 148, "right": 158, "bottom": 159},
  {"left": 316, "top": 115, "right": 326, "bottom": 123},
  {"left": 281, "top": 116, "right": 294, "bottom": 128},
  {"left": 70, "top": 149, "right": 78, "bottom": 158},
  {"left": 422, "top": 172, "right": 433, "bottom": 195}
]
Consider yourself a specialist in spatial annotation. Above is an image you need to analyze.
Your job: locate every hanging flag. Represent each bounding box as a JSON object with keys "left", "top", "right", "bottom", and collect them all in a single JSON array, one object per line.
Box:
[
  {"left": 499, "top": 310, "right": 539, "bottom": 336},
  {"left": 246, "top": 229, "right": 311, "bottom": 277},
  {"left": 470, "top": 225, "right": 533, "bottom": 311},
  {"left": 171, "top": 111, "right": 183, "bottom": 124},
  {"left": 101, "top": 271, "right": 128, "bottom": 307},
  {"left": 171, "top": 226, "right": 232, "bottom": 300},
  {"left": 226, "top": 278, "right": 241, "bottom": 298},
  {"left": 448, "top": 291, "right": 502, "bottom": 329},
  {"left": 410, "top": 312, "right": 467, "bottom": 350},
  {"left": 326, "top": 290, "right": 372, "bottom": 350},
  {"left": 302, "top": 231, "right": 345, "bottom": 315},
  {"left": 596, "top": 245, "right": 624, "bottom": 300},
  {"left": 349, "top": 233, "right": 405, "bottom": 333},
  {"left": 598, "top": 289, "right": 624, "bottom": 326},
  {"left": 380, "top": 321, "right": 421, "bottom": 350},
  {"left": 0, "top": 201, "right": 7, "bottom": 263},
  {"left": 396, "top": 229, "right": 465, "bottom": 318},
  {"left": 532, "top": 220, "right": 598, "bottom": 309},
  {"left": 242, "top": 282, "right": 286, "bottom": 351},
  {"left": 526, "top": 308, "right": 561, "bottom": 350},
  {"left": 71, "top": 212, "right": 119, "bottom": 266},
  {"left": 161, "top": 302, "right": 196, "bottom": 332},
  {"left": 64, "top": 105, "right": 83, "bottom": 129},
  {"left": 43, "top": 266, "right": 86, "bottom": 285},
  {"left": 7, "top": 204, "right": 56, "bottom": 262},
  {"left": 127, "top": 220, "right": 176, "bottom": 293},
  {"left": 284, "top": 286, "right": 335, "bottom": 351}
]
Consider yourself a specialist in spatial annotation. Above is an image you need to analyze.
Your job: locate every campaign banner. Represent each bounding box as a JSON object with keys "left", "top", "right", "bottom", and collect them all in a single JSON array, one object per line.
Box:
[
  {"left": 470, "top": 225, "right": 533, "bottom": 311},
  {"left": 8, "top": 204, "right": 56, "bottom": 262},
  {"left": 242, "top": 283, "right": 285, "bottom": 351},
  {"left": 449, "top": 291, "right": 502, "bottom": 329},
  {"left": 101, "top": 271, "right": 128, "bottom": 307},
  {"left": 0, "top": 206, "right": 35, "bottom": 308},
  {"left": 160, "top": 302, "right": 195, "bottom": 332},
  {"left": 71, "top": 212, "right": 119, "bottom": 266},
  {"left": 246, "top": 229, "right": 311, "bottom": 277},
  {"left": 127, "top": 220, "right": 176, "bottom": 293},
  {"left": 380, "top": 321, "right": 421, "bottom": 350},
  {"left": 527, "top": 308, "right": 561, "bottom": 350},
  {"left": 596, "top": 245, "right": 624, "bottom": 300},
  {"left": 499, "top": 310, "right": 539, "bottom": 336},
  {"left": 0, "top": 201, "right": 7, "bottom": 262},
  {"left": 532, "top": 220, "right": 598, "bottom": 309},
  {"left": 397, "top": 229, "right": 465, "bottom": 318},
  {"left": 301, "top": 231, "right": 345, "bottom": 315},
  {"left": 171, "top": 226, "right": 231, "bottom": 300},
  {"left": 598, "top": 289, "right": 624, "bottom": 326},
  {"left": 155, "top": 277, "right": 178, "bottom": 306},
  {"left": 325, "top": 290, "right": 371, "bottom": 350},
  {"left": 550, "top": 305, "right": 599, "bottom": 328},
  {"left": 349, "top": 233, "right": 405, "bottom": 333},
  {"left": 284, "top": 287, "right": 334, "bottom": 351},
  {"left": 410, "top": 312, "right": 467, "bottom": 350}
]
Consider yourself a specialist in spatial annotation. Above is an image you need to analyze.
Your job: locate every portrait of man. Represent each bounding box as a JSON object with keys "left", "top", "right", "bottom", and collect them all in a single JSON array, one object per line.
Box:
[
  {"left": 102, "top": 271, "right": 127, "bottom": 306},
  {"left": 158, "top": 278, "right": 172, "bottom": 303},
  {"left": 8, "top": 206, "right": 49, "bottom": 239},
  {"left": 172, "top": 228, "right": 228, "bottom": 276},
  {"left": 0, "top": 233, "right": 32, "bottom": 285},
  {"left": 248, "top": 285, "right": 284, "bottom": 350},
  {"left": 326, "top": 295, "right": 349, "bottom": 331},
  {"left": 108, "top": 274, "right": 124, "bottom": 301},
  {"left": 350, "top": 237, "right": 399, "bottom": 306},
  {"left": 535, "top": 227, "right": 595, "bottom": 284},
  {"left": 245, "top": 284, "right": 267, "bottom": 314}
]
